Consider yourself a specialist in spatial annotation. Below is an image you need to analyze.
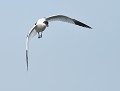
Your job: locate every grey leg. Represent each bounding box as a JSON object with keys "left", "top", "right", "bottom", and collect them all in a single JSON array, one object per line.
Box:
[
  {"left": 38, "top": 32, "right": 42, "bottom": 38},
  {"left": 38, "top": 32, "right": 41, "bottom": 38},
  {"left": 40, "top": 32, "right": 42, "bottom": 38}
]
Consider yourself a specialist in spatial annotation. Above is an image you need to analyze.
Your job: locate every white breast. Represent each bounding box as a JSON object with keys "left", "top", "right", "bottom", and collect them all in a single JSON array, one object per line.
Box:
[{"left": 35, "top": 18, "right": 47, "bottom": 32}]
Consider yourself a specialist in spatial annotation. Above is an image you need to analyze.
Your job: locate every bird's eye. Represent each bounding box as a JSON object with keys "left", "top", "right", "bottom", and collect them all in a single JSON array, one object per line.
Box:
[{"left": 35, "top": 22, "right": 37, "bottom": 25}]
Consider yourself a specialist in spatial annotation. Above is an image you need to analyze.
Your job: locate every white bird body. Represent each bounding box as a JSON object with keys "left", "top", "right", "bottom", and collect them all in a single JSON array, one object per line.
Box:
[
  {"left": 26, "top": 15, "right": 92, "bottom": 71},
  {"left": 35, "top": 22, "right": 46, "bottom": 33}
]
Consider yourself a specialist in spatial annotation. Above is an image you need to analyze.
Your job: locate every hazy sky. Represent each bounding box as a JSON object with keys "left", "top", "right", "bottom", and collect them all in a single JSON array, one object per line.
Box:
[{"left": 0, "top": 0, "right": 120, "bottom": 91}]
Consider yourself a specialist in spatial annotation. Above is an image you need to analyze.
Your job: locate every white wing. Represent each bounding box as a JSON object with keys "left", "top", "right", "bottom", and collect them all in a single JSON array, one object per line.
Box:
[
  {"left": 46, "top": 15, "right": 92, "bottom": 29},
  {"left": 26, "top": 25, "right": 37, "bottom": 71}
]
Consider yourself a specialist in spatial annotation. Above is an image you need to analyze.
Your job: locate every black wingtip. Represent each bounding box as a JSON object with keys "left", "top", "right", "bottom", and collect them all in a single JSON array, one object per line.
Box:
[
  {"left": 74, "top": 19, "right": 92, "bottom": 29},
  {"left": 26, "top": 50, "right": 28, "bottom": 71}
]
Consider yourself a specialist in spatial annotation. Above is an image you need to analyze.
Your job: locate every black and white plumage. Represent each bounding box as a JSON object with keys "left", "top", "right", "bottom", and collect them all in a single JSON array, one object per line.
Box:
[{"left": 26, "top": 15, "right": 92, "bottom": 71}]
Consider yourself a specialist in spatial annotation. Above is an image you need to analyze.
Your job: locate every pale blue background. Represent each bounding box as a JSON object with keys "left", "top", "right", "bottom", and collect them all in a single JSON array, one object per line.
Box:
[{"left": 0, "top": 0, "right": 120, "bottom": 91}]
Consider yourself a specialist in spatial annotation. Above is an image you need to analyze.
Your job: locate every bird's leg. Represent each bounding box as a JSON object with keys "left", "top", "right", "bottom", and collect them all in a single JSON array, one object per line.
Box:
[
  {"left": 38, "top": 32, "right": 41, "bottom": 38},
  {"left": 38, "top": 32, "right": 42, "bottom": 38},
  {"left": 41, "top": 32, "right": 42, "bottom": 38}
]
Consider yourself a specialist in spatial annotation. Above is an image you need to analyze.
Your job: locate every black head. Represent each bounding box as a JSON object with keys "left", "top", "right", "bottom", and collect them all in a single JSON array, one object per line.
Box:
[{"left": 43, "top": 21, "right": 48, "bottom": 27}]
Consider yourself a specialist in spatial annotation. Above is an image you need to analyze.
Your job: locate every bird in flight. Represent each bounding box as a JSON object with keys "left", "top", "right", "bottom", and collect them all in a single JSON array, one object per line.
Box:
[{"left": 26, "top": 15, "right": 92, "bottom": 71}]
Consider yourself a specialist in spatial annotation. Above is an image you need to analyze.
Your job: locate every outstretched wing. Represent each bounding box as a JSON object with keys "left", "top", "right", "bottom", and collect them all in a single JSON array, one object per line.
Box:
[
  {"left": 46, "top": 15, "right": 92, "bottom": 29},
  {"left": 26, "top": 25, "right": 37, "bottom": 71}
]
